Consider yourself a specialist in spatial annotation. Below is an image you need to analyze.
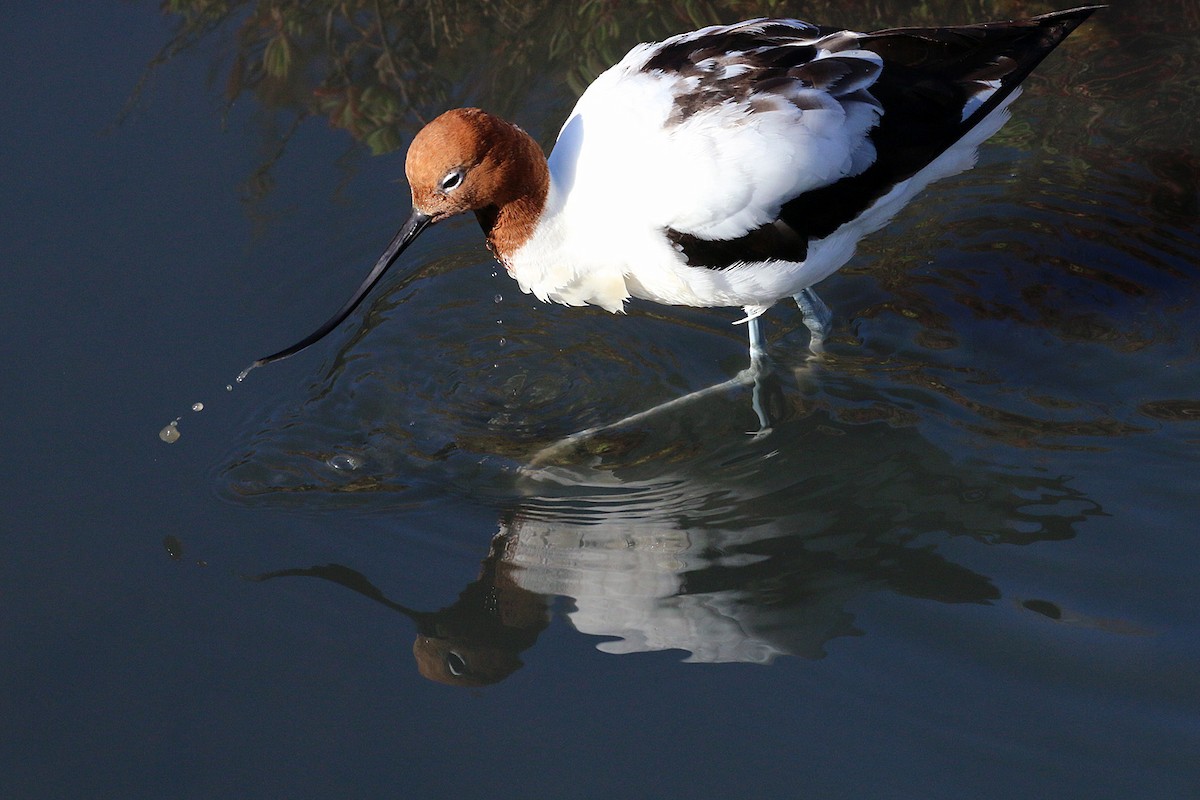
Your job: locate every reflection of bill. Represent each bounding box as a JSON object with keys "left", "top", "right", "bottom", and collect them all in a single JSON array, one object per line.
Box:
[
  {"left": 247, "top": 412, "right": 1100, "bottom": 687},
  {"left": 246, "top": 536, "right": 549, "bottom": 688}
]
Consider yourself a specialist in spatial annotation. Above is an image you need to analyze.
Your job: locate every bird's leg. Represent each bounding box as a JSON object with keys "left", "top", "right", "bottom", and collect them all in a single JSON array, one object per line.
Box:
[
  {"left": 529, "top": 315, "right": 781, "bottom": 464},
  {"left": 793, "top": 287, "right": 832, "bottom": 355},
  {"left": 747, "top": 316, "right": 768, "bottom": 365}
]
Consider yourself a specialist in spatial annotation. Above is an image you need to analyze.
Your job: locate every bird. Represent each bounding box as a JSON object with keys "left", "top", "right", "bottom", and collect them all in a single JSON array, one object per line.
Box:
[{"left": 242, "top": 6, "right": 1101, "bottom": 382}]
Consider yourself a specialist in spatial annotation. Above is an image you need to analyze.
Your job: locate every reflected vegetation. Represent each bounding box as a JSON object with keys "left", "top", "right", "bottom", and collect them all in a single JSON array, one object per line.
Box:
[
  {"left": 153, "top": 0, "right": 976, "bottom": 150},
  {"left": 142, "top": 0, "right": 1198, "bottom": 211},
  {"left": 146, "top": 0, "right": 802, "bottom": 193}
]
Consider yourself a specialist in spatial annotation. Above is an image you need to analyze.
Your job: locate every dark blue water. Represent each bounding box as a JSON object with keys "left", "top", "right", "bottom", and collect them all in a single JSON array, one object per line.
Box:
[{"left": 3, "top": 2, "right": 1198, "bottom": 798}]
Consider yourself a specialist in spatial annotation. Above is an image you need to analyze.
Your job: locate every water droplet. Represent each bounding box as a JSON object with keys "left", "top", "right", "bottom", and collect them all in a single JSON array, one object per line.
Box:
[
  {"left": 326, "top": 454, "right": 363, "bottom": 471},
  {"left": 192, "top": 402, "right": 204, "bottom": 412},
  {"left": 225, "top": 385, "right": 233, "bottom": 392},
  {"left": 163, "top": 535, "right": 184, "bottom": 561},
  {"left": 159, "top": 420, "right": 181, "bottom": 444},
  {"left": 494, "top": 293, "right": 503, "bottom": 303},
  {"left": 498, "top": 337, "right": 506, "bottom": 346}
]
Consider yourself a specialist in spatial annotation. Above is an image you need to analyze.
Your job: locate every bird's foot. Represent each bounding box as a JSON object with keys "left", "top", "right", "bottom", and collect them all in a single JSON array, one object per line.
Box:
[{"left": 794, "top": 288, "right": 832, "bottom": 356}]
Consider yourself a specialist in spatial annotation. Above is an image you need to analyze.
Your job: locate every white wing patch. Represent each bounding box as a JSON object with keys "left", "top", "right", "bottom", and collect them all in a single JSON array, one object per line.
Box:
[{"left": 552, "top": 28, "right": 884, "bottom": 243}]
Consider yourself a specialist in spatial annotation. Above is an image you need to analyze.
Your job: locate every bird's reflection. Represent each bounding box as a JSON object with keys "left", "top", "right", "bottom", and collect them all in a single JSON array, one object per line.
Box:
[
  {"left": 248, "top": 534, "right": 547, "bottom": 687},
  {"left": 246, "top": 408, "right": 1101, "bottom": 687}
]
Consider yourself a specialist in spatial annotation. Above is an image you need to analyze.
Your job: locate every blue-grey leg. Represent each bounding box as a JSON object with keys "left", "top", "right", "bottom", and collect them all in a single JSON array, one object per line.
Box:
[
  {"left": 530, "top": 313, "right": 779, "bottom": 463},
  {"left": 794, "top": 287, "right": 832, "bottom": 353},
  {"left": 747, "top": 316, "right": 767, "bottom": 363}
]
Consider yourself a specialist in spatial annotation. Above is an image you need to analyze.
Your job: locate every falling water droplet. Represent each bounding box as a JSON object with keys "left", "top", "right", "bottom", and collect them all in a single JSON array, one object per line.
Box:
[
  {"left": 494, "top": 293, "right": 503, "bottom": 303},
  {"left": 192, "top": 402, "right": 204, "bottom": 412},
  {"left": 159, "top": 419, "right": 181, "bottom": 444},
  {"left": 163, "top": 535, "right": 184, "bottom": 562}
]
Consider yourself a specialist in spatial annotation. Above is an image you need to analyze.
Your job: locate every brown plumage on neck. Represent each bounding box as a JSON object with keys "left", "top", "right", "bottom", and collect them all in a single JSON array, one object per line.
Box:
[{"left": 404, "top": 108, "right": 549, "bottom": 263}]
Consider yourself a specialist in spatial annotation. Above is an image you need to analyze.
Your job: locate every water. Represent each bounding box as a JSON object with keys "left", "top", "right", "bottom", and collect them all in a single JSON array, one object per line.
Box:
[{"left": 2, "top": 2, "right": 1198, "bottom": 798}]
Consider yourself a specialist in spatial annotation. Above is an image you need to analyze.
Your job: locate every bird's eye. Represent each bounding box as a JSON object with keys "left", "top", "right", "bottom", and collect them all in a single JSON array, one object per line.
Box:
[
  {"left": 446, "top": 651, "right": 467, "bottom": 676},
  {"left": 440, "top": 170, "right": 464, "bottom": 192}
]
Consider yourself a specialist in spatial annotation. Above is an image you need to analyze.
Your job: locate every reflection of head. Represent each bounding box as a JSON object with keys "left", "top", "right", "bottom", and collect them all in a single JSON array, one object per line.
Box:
[
  {"left": 410, "top": 538, "right": 551, "bottom": 686},
  {"left": 243, "top": 534, "right": 550, "bottom": 688},
  {"left": 413, "top": 636, "right": 525, "bottom": 687}
]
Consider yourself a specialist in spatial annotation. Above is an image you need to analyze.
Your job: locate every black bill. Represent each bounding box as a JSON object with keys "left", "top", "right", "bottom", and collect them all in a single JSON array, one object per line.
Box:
[{"left": 241, "top": 209, "right": 432, "bottom": 377}]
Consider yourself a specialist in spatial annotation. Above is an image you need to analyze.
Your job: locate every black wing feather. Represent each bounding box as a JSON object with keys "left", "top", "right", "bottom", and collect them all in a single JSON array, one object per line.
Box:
[{"left": 671, "top": 6, "right": 1101, "bottom": 269}]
